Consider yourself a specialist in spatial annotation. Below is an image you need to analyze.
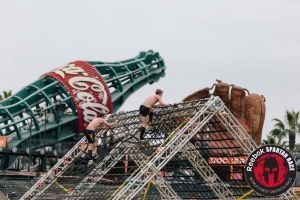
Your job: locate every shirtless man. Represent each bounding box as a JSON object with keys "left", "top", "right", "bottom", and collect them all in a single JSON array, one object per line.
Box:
[
  {"left": 138, "top": 89, "right": 169, "bottom": 141},
  {"left": 85, "top": 112, "right": 118, "bottom": 166}
]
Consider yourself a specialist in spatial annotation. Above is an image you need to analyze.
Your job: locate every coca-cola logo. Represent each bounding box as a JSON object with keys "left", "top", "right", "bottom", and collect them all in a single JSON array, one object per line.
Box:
[{"left": 43, "top": 61, "right": 112, "bottom": 133}]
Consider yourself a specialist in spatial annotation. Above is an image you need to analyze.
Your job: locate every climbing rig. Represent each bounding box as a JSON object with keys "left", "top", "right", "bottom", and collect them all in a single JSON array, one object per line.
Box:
[
  {"left": 109, "top": 96, "right": 297, "bottom": 200},
  {"left": 21, "top": 97, "right": 297, "bottom": 200},
  {"left": 110, "top": 97, "right": 236, "bottom": 200},
  {"left": 129, "top": 150, "right": 180, "bottom": 199},
  {"left": 20, "top": 99, "right": 205, "bottom": 199}
]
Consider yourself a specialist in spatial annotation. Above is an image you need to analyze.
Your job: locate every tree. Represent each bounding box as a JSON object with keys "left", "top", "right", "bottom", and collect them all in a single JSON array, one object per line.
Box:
[
  {"left": 269, "top": 118, "right": 287, "bottom": 145},
  {"left": 261, "top": 135, "right": 276, "bottom": 146},
  {"left": 293, "top": 143, "right": 300, "bottom": 153},
  {"left": 0, "top": 90, "right": 12, "bottom": 100},
  {"left": 260, "top": 134, "right": 288, "bottom": 149},
  {"left": 270, "top": 109, "right": 300, "bottom": 153}
]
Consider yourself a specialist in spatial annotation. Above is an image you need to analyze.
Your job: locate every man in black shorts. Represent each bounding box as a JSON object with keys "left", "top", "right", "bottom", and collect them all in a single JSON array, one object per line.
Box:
[
  {"left": 138, "top": 89, "right": 169, "bottom": 142},
  {"left": 84, "top": 112, "right": 118, "bottom": 166}
]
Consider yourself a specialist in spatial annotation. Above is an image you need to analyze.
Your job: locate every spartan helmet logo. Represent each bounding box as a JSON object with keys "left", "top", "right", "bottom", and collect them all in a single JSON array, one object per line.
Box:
[
  {"left": 245, "top": 145, "right": 297, "bottom": 197},
  {"left": 263, "top": 156, "right": 279, "bottom": 185}
]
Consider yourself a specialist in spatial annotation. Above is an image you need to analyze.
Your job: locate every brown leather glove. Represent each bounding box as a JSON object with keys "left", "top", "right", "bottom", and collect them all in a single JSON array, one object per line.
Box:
[{"left": 182, "top": 79, "right": 266, "bottom": 145}]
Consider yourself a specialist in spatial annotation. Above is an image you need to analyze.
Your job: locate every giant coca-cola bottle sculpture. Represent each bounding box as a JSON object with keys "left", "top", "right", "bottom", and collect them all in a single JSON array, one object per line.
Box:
[{"left": 0, "top": 50, "right": 166, "bottom": 170}]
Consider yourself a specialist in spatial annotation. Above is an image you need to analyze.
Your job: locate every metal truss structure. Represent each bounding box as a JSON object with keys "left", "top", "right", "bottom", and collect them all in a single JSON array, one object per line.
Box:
[{"left": 20, "top": 97, "right": 297, "bottom": 200}]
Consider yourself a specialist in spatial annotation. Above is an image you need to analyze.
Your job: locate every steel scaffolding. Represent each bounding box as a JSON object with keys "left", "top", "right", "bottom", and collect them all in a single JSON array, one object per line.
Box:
[{"left": 20, "top": 97, "right": 297, "bottom": 200}]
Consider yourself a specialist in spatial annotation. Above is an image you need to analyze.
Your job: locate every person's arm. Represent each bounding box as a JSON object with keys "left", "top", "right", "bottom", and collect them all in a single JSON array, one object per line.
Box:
[
  {"left": 103, "top": 119, "right": 119, "bottom": 127},
  {"left": 157, "top": 96, "right": 169, "bottom": 107},
  {"left": 152, "top": 103, "right": 160, "bottom": 108},
  {"left": 96, "top": 125, "right": 106, "bottom": 130}
]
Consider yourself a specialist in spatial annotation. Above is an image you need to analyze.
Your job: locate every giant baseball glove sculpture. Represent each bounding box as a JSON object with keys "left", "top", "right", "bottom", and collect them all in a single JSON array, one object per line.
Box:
[{"left": 182, "top": 79, "right": 266, "bottom": 145}]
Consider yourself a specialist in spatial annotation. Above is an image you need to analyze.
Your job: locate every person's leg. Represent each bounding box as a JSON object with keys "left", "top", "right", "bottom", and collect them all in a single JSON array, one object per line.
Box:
[
  {"left": 92, "top": 137, "right": 99, "bottom": 159},
  {"left": 88, "top": 147, "right": 93, "bottom": 158},
  {"left": 88, "top": 132, "right": 96, "bottom": 152},
  {"left": 87, "top": 143, "right": 94, "bottom": 165},
  {"left": 93, "top": 137, "right": 98, "bottom": 153},
  {"left": 88, "top": 142, "right": 95, "bottom": 156},
  {"left": 138, "top": 105, "right": 150, "bottom": 141},
  {"left": 148, "top": 108, "right": 154, "bottom": 125},
  {"left": 140, "top": 115, "right": 149, "bottom": 140},
  {"left": 85, "top": 131, "right": 94, "bottom": 155},
  {"left": 85, "top": 131, "right": 96, "bottom": 165}
]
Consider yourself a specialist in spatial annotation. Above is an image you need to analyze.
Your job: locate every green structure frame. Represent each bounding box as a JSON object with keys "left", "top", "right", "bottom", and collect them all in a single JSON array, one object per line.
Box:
[{"left": 0, "top": 50, "right": 166, "bottom": 170}]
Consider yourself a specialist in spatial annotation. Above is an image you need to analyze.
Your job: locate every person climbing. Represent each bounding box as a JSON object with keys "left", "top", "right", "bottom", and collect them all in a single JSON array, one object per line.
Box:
[
  {"left": 137, "top": 89, "right": 169, "bottom": 142},
  {"left": 84, "top": 112, "right": 118, "bottom": 166}
]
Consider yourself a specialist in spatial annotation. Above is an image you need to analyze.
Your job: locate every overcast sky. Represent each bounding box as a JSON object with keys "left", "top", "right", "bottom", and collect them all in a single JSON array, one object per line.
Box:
[{"left": 1, "top": 1, "right": 300, "bottom": 143}]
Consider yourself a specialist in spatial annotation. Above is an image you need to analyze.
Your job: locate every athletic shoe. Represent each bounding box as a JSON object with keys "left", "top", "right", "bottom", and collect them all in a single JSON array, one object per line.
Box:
[
  {"left": 87, "top": 160, "right": 94, "bottom": 166},
  {"left": 139, "top": 140, "right": 145, "bottom": 144},
  {"left": 92, "top": 152, "right": 99, "bottom": 160}
]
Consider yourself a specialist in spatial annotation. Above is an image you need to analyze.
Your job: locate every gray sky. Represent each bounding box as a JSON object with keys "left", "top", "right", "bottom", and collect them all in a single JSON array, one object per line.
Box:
[{"left": 1, "top": 0, "right": 300, "bottom": 143}]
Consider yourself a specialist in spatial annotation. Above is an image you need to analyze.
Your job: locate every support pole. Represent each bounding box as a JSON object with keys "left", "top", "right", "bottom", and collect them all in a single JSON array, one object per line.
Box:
[{"left": 142, "top": 179, "right": 152, "bottom": 200}]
